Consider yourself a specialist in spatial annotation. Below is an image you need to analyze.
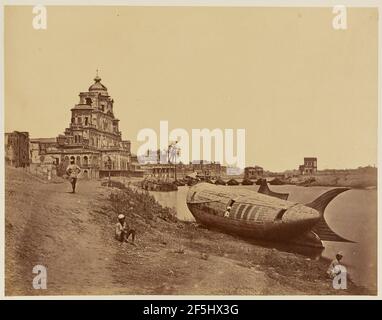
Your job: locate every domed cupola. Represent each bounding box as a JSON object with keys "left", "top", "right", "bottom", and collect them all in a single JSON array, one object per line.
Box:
[{"left": 89, "top": 73, "right": 107, "bottom": 92}]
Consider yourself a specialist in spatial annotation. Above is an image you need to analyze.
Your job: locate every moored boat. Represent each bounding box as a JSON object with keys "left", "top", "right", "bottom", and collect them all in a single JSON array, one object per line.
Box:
[{"left": 186, "top": 182, "right": 353, "bottom": 247}]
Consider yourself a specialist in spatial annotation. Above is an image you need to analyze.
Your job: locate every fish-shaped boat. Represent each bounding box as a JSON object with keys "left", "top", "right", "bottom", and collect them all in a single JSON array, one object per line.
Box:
[{"left": 186, "top": 181, "right": 353, "bottom": 248}]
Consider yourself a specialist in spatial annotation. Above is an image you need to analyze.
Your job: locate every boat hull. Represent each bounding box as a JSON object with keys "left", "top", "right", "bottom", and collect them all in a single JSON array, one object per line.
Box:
[{"left": 187, "top": 202, "right": 322, "bottom": 247}]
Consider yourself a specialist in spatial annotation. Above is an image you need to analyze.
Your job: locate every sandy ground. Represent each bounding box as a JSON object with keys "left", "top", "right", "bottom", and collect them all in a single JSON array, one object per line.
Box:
[{"left": 5, "top": 166, "right": 373, "bottom": 296}]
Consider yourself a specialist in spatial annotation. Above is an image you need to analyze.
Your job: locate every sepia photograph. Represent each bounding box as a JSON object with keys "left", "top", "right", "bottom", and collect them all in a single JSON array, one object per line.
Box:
[{"left": 1, "top": 1, "right": 380, "bottom": 298}]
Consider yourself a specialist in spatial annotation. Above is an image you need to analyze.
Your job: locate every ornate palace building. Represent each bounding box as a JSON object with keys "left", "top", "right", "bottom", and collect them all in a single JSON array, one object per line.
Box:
[{"left": 30, "top": 74, "right": 131, "bottom": 179}]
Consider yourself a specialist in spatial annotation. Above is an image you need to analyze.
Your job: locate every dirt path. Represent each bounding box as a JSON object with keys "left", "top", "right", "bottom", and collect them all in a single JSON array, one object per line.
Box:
[{"left": 5, "top": 168, "right": 119, "bottom": 295}]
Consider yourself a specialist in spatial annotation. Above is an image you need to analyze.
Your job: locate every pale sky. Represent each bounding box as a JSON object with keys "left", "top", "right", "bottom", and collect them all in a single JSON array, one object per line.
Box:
[{"left": 5, "top": 6, "right": 378, "bottom": 171}]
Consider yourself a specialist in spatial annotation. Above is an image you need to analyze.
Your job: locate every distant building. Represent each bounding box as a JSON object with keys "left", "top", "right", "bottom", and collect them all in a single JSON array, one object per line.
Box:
[
  {"left": 137, "top": 149, "right": 170, "bottom": 164},
  {"left": 5, "top": 131, "right": 30, "bottom": 168},
  {"left": 189, "top": 160, "right": 222, "bottom": 178},
  {"left": 30, "top": 138, "right": 59, "bottom": 165},
  {"left": 139, "top": 160, "right": 224, "bottom": 179},
  {"left": 299, "top": 157, "right": 317, "bottom": 175},
  {"left": 145, "top": 163, "right": 176, "bottom": 179},
  {"left": 244, "top": 166, "right": 264, "bottom": 179},
  {"left": 128, "top": 154, "right": 145, "bottom": 177}
]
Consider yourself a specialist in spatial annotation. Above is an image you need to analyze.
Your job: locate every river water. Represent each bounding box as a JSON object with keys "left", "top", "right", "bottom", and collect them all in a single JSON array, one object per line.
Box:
[{"left": 150, "top": 185, "right": 377, "bottom": 291}]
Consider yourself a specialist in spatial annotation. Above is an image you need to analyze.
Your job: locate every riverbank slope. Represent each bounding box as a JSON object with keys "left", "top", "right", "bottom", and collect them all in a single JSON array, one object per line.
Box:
[{"left": 5, "top": 166, "right": 374, "bottom": 295}]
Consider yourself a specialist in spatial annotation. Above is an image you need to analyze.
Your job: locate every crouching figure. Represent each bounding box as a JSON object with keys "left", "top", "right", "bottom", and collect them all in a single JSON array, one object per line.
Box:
[{"left": 115, "top": 214, "right": 136, "bottom": 243}]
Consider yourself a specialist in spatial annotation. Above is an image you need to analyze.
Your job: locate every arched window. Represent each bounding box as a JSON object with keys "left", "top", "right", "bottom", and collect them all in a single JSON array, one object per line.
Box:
[
  {"left": 70, "top": 156, "right": 75, "bottom": 163},
  {"left": 83, "top": 156, "right": 88, "bottom": 166},
  {"left": 76, "top": 156, "right": 81, "bottom": 165}
]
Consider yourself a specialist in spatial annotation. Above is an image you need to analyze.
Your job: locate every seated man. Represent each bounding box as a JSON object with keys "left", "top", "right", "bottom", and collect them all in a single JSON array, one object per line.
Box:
[{"left": 115, "top": 214, "right": 136, "bottom": 243}]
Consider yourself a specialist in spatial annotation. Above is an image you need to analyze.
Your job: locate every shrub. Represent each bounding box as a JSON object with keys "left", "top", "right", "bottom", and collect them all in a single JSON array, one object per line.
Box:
[{"left": 109, "top": 186, "right": 178, "bottom": 224}]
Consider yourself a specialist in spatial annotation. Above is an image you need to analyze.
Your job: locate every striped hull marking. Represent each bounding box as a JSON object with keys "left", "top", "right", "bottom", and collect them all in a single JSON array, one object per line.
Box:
[{"left": 187, "top": 203, "right": 316, "bottom": 241}]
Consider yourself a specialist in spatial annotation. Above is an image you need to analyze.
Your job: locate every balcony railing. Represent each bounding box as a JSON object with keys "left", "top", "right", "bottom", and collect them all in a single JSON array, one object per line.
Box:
[{"left": 70, "top": 124, "right": 97, "bottom": 129}]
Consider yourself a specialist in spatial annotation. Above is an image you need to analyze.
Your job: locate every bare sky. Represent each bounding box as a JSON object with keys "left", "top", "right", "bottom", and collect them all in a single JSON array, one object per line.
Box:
[{"left": 5, "top": 6, "right": 378, "bottom": 171}]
